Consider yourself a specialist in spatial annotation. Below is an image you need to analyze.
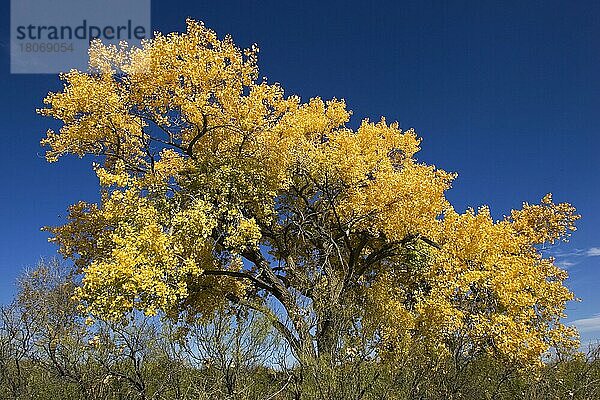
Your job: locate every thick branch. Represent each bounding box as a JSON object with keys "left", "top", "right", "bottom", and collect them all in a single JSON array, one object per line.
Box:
[
  {"left": 186, "top": 113, "right": 208, "bottom": 157},
  {"left": 201, "top": 269, "right": 274, "bottom": 293}
]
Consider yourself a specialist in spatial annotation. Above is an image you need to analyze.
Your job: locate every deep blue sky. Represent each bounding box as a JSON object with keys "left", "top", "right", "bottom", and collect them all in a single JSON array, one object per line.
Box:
[{"left": 1, "top": 1, "right": 599, "bottom": 344}]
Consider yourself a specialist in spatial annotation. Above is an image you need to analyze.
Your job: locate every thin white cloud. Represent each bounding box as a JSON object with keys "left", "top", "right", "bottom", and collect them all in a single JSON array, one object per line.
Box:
[
  {"left": 586, "top": 247, "right": 600, "bottom": 257},
  {"left": 545, "top": 248, "right": 585, "bottom": 258},
  {"left": 547, "top": 247, "right": 600, "bottom": 267},
  {"left": 572, "top": 314, "right": 600, "bottom": 333},
  {"left": 556, "top": 260, "right": 576, "bottom": 269}
]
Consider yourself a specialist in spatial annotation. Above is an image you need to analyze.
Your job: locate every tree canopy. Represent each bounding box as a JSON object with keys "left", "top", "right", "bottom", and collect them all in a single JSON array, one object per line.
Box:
[{"left": 39, "top": 19, "right": 580, "bottom": 367}]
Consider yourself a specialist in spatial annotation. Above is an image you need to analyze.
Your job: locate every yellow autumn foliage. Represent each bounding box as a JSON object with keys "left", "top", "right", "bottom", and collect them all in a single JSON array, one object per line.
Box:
[{"left": 39, "top": 19, "right": 579, "bottom": 366}]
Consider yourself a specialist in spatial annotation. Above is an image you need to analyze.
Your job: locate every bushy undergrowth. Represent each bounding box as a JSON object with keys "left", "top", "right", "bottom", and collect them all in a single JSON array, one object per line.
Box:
[{"left": 1, "top": 260, "right": 597, "bottom": 400}]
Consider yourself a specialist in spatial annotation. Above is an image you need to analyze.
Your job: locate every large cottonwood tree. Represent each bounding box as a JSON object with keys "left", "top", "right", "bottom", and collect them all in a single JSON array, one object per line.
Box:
[{"left": 40, "top": 20, "right": 579, "bottom": 366}]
